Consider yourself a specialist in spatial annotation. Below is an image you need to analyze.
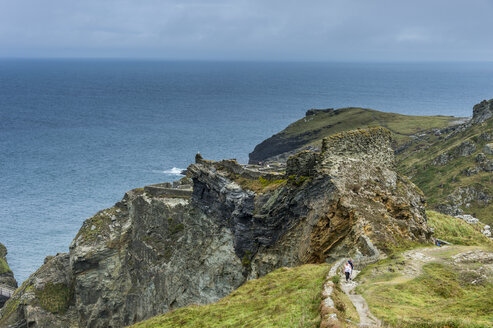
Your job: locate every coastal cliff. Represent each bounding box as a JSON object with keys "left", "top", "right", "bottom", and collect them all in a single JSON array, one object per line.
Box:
[{"left": 0, "top": 128, "right": 432, "bottom": 328}]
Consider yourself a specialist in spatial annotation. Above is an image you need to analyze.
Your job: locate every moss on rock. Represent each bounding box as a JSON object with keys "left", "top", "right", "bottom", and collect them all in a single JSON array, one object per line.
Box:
[
  {"left": 74, "top": 207, "right": 117, "bottom": 243},
  {"left": 35, "top": 282, "right": 73, "bottom": 314},
  {"left": 0, "top": 258, "right": 11, "bottom": 275}
]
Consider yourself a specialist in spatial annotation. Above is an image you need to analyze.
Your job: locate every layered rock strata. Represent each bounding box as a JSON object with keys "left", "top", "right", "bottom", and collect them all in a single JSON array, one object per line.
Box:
[{"left": 0, "top": 127, "right": 432, "bottom": 328}]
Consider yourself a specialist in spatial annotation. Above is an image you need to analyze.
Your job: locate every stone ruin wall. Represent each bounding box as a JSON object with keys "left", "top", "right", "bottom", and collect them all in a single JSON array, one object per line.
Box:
[
  {"left": 286, "top": 127, "right": 395, "bottom": 176},
  {"left": 320, "top": 127, "right": 394, "bottom": 168}
]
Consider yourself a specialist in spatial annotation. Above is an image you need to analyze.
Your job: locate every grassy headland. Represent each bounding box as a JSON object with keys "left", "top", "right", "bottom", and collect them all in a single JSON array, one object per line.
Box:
[
  {"left": 130, "top": 264, "right": 329, "bottom": 328},
  {"left": 249, "top": 107, "right": 459, "bottom": 163}
]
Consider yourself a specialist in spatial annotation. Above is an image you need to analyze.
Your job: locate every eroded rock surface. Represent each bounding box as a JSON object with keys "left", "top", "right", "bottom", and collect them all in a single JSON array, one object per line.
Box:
[{"left": 1, "top": 128, "right": 432, "bottom": 328}]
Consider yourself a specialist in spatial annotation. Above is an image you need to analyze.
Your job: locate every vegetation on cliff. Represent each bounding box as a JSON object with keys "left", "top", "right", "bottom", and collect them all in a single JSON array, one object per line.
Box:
[
  {"left": 131, "top": 264, "right": 329, "bottom": 328},
  {"left": 35, "top": 282, "right": 73, "bottom": 314},
  {"left": 0, "top": 258, "right": 10, "bottom": 275},
  {"left": 0, "top": 243, "right": 11, "bottom": 275},
  {"left": 398, "top": 115, "right": 493, "bottom": 224}
]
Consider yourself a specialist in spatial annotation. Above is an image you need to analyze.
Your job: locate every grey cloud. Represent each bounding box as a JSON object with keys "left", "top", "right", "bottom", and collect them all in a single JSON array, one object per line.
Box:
[{"left": 0, "top": 0, "right": 492, "bottom": 60}]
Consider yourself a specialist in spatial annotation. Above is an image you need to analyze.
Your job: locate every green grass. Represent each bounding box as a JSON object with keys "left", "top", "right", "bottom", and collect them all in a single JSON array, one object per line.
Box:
[
  {"left": 0, "top": 242, "right": 11, "bottom": 274},
  {"left": 130, "top": 264, "right": 329, "bottom": 328},
  {"left": 250, "top": 107, "right": 458, "bottom": 162},
  {"left": 0, "top": 242, "right": 6, "bottom": 258},
  {"left": 0, "top": 257, "right": 11, "bottom": 274},
  {"left": 233, "top": 176, "right": 287, "bottom": 193},
  {"left": 281, "top": 108, "right": 455, "bottom": 145},
  {"left": 330, "top": 280, "right": 359, "bottom": 325},
  {"left": 427, "top": 211, "right": 492, "bottom": 246},
  {"left": 74, "top": 207, "right": 117, "bottom": 243},
  {"left": 35, "top": 282, "right": 73, "bottom": 314},
  {"left": 359, "top": 262, "right": 493, "bottom": 327}
]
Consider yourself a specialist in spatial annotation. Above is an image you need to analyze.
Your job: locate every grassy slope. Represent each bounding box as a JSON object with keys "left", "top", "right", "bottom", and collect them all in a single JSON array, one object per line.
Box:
[
  {"left": 284, "top": 108, "right": 457, "bottom": 147},
  {"left": 398, "top": 118, "right": 493, "bottom": 225},
  {"left": 427, "top": 210, "right": 491, "bottom": 246},
  {"left": 131, "top": 264, "right": 329, "bottom": 328},
  {"left": 249, "top": 107, "right": 458, "bottom": 161},
  {"left": 359, "top": 260, "right": 492, "bottom": 328},
  {"left": 356, "top": 212, "right": 493, "bottom": 327}
]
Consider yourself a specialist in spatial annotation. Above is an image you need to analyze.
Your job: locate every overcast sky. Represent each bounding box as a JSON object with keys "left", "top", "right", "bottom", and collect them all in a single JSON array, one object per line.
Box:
[{"left": 1, "top": 0, "right": 493, "bottom": 61}]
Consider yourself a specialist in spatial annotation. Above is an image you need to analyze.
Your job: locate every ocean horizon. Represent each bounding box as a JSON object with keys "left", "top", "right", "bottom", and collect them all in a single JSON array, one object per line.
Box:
[{"left": 2, "top": 59, "right": 493, "bottom": 282}]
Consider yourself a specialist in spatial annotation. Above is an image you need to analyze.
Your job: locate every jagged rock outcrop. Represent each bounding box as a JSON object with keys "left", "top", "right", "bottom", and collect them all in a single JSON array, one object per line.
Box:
[
  {"left": 1, "top": 128, "right": 432, "bottom": 328},
  {"left": 471, "top": 99, "right": 493, "bottom": 125},
  {"left": 0, "top": 243, "right": 17, "bottom": 309}
]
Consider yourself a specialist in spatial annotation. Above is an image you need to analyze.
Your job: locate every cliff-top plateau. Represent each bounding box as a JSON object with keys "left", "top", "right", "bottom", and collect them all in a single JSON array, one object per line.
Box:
[{"left": 1, "top": 99, "right": 492, "bottom": 328}]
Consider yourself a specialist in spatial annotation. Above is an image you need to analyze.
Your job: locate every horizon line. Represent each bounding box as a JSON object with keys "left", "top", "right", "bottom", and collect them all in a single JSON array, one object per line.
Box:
[{"left": 1, "top": 57, "right": 493, "bottom": 64}]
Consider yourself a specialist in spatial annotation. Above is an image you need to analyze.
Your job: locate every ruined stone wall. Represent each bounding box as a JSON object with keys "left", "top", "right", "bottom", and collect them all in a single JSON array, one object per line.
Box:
[{"left": 320, "top": 127, "right": 394, "bottom": 169}]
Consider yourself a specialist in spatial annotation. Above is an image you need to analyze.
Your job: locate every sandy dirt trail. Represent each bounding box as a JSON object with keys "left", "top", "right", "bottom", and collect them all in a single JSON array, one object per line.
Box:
[{"left": 340, "top": 269, "right": 381, "bottom": 327}]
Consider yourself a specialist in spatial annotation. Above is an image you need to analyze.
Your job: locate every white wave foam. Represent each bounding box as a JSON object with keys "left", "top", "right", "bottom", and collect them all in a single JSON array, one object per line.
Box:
[{"left": 162, "top": 167, "right": 184, "bottom": 175}]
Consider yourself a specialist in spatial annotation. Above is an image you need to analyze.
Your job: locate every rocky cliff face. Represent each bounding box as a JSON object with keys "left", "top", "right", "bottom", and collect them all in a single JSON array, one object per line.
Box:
[{"left": 0, "top": 128, "right": 432, "bottom": 328}]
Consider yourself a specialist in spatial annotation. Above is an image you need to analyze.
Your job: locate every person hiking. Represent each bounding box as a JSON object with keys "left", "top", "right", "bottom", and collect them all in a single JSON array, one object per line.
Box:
[
  {"left": 344, "top": 262, "right": 352, "bottom": 282},
  {"left": 348, "top": 258, "right": 354, "bottom": 279}
]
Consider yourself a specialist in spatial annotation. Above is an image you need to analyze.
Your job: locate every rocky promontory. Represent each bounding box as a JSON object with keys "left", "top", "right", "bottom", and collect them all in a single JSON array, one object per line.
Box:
[{"left": 0, "top": 127, "right": 432, "bottom": 328}]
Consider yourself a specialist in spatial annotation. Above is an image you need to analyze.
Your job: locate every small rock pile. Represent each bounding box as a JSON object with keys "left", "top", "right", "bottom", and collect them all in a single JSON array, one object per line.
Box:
[{"left": 483, "top": 225, "right": 491, "bottom": 238}]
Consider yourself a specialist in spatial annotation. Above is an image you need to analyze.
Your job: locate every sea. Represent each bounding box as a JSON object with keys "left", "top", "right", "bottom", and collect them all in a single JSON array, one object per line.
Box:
[{"left": 1, "top": 60, "right": 493, "bottom": 282}]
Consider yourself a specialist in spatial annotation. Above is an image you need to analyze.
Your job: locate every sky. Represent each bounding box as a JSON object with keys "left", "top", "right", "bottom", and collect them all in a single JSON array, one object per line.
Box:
[{"left": 1, "top": 0, "right": 493, "bottom": 61}]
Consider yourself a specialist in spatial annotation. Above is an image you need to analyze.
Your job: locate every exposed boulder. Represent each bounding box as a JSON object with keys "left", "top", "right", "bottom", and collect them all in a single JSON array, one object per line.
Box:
[
  {"left": 475, "top": 153, "right": 493, "bottom": 172},
  {"left": 484, "top": 143, "right": 493, "bottom": 155},
  {"left": 479, "top": 132, "right": 493, "bottom": 142},
  {"left": 2, "top": 127, "right": 432, "bottom": 328}
]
